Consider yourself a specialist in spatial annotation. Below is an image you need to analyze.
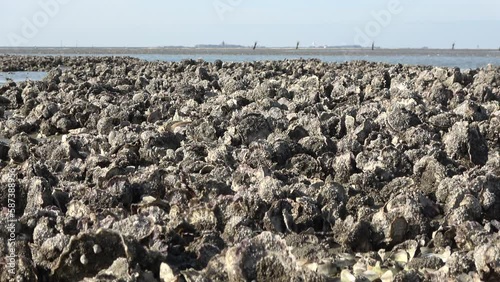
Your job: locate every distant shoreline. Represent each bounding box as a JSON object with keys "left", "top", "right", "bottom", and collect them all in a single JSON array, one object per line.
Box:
[{"left": 1, "top": 47, "right": 500, "bottom": 57}]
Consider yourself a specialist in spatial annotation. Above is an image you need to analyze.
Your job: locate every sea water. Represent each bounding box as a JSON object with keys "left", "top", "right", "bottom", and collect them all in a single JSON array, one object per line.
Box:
[
  {"left": 0, "top": 71, "right": 48, "bottom": 84},
  {"left": 133, "top": 53, "right": 500, "bottom": 69},
  {"left": 2, "top": 49, "right": 500, "bottom": 76}
]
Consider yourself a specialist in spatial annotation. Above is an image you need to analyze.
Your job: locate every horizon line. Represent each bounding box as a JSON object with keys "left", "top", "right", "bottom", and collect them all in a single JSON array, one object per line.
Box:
[{"left": 1, "top": 46, "right": 499, "bottom": 51}]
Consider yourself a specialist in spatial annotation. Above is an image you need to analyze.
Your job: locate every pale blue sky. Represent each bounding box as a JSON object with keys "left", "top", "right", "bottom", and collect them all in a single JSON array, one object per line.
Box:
[{"left": 1, "top": 0, "right": 499, "bottom": 48}]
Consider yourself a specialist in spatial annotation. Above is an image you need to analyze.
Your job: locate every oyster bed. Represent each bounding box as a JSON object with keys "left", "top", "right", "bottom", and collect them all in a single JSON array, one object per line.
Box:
[{"left": 0, "top": 55, "right": 500, "bottom": 281}]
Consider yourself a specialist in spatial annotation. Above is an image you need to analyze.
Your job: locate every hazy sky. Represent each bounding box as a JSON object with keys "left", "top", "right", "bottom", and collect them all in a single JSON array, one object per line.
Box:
[{"left": 1, "top": 0, "right": 499, "bottom": 49}]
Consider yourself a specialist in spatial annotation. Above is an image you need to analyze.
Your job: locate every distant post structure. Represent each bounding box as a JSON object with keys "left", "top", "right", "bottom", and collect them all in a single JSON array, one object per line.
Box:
[
  {"left": 296, "top": 41, "right": 300, "bottom": 50},
  {"left": 253, "top": 41, "right": 257, "bottom": 50},
  {"left": 371, "top": 42, "right": 375, "bottom": 50},
  {"left": 452, "top": 43, "right": 455, "bottom": 50},
  {"left": 222, "top": 41, "right": 225, "bottom": 47}
]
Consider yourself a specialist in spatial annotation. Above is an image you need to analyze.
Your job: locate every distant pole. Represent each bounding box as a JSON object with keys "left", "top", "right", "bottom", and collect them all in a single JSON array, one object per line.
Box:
[
  {"left": 296, "top": 41, "right": 300, "bottom": 50},
  {"left": 452, "top": 43, "right": 455, "bottom": 50},
  {"left": 253, "top": 41, "right": 257, "bottom": 50},
  {"left": 371, "top": 41, "right": 375, "bottom": 50}
]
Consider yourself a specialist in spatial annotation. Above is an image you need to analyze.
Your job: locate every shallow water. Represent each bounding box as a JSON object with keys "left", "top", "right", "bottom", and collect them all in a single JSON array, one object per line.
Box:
[
  {"left": 0, "top": 71, "right": 47, "bottom": 84},
  {"left": 3, "top": 47, "right": 500, "bottom": 69},
  {"left": 10, "top": 53, "right": 500, "bottom": 69},
  {"left": 133, "top": 53, "right": 500, "bottom": 69}
]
